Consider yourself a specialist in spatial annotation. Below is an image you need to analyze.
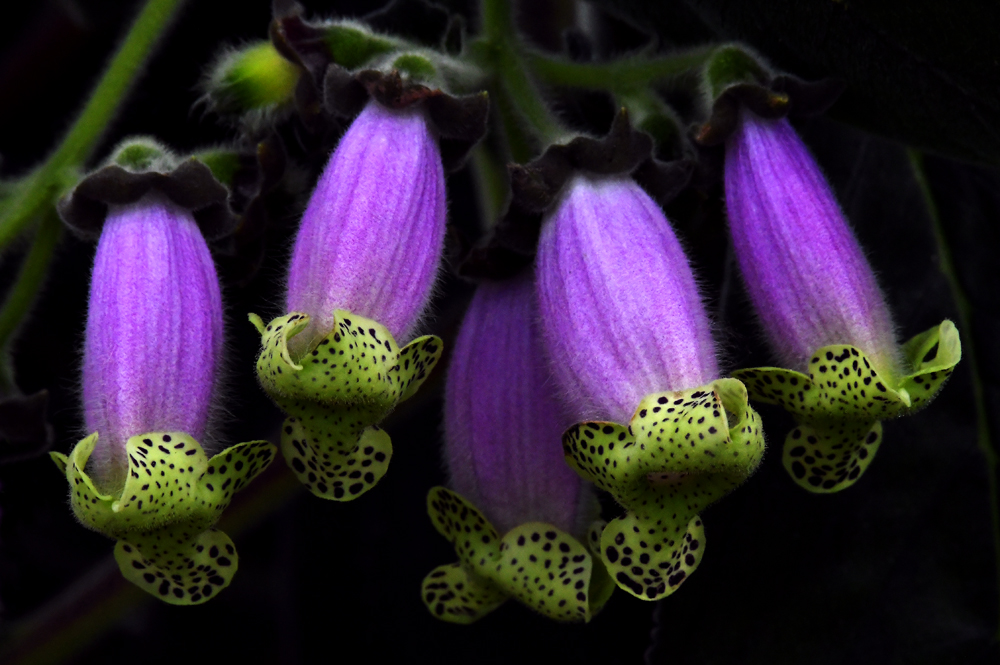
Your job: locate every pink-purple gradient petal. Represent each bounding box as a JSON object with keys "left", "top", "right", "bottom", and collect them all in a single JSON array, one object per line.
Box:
[
  {"left": 285, "top": 101, "right": 446, "bottom": 349},
  {"left": 536, "top": 176, "right": 718, "bottom": 424},
  {"left": 724, "top": 110, "right": 900, "bottom": 376},
  {"left": 83, "top": 195, "right": 223, "bottom": 485},
  {"left": 445, "top": 272, "right": 582, "bottom": 535}
]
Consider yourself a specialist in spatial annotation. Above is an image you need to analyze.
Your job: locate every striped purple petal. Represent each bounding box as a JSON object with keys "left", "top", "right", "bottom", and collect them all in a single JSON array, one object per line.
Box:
[
  {"left": 725, "top": 109, "right": 900, "bottom": 377},
  {"left": 536, "top": 176, "right": 718, "bottom": 424},
  {"left": 83, "top": 194, "right": 223, "bottom": 489},
  {"left": 285, "top": 100, "right": 446, "bottom": 352},
  {"left": 445, "top": 272, "right": 586, "bottom": 536}
]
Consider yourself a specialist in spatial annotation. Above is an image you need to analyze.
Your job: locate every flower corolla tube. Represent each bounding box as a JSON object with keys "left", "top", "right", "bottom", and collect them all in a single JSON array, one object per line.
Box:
[
  {"left": 725, "top": 109, "right": 961, "bottom": 493},
  {"left": 423, "top": 271, "right": 615, "bottom": 623},
  {"left": 251, "top": 100, "right": 446, "bottom": 501},
  {"left": 53, "top": 191, "right": 275, "bottom": 605},
  {"left": 536, "top": 175, "right": 765, "bottom": 601}
]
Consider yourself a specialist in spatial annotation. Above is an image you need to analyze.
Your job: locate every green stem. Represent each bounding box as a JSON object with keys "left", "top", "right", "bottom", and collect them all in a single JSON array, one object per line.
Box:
[
  {"left": 528, "top": 46, "right": 714, "bottom": 94},
  {"left": 474, "top": 0, "right": 566, "bottom": 157},
  {"left": 616, "top": 88, "right": 686, "bottom": 158},
  {"left": 0, "top": 209, "right": 62, "bottom": 393},
  {"left": 469, "top": 144, "right": 509, "bottom": 228},
  {"left": 909, "top": 150, "right": 1000, "bottom": 637},
  {"left": 0, "top": 0, "right": 187, "bottom": 251}
]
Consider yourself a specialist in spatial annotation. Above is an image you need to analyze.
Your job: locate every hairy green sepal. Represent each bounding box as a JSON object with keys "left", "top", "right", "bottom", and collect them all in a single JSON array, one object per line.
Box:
[
  {"left": 562, "top": 379, "right": 765, "bottom": 601},
  {"left": 50, "top": 432, "right": 275, "bottom": 605},
  {"left": 251, "top": 309, "right": 442, "bottom": 501},
  {"left": 422, "top": 487, "right": 614, "bottom": 624},
  {"left": 734, "top": 320, "right": 960, "bottom": 493}
]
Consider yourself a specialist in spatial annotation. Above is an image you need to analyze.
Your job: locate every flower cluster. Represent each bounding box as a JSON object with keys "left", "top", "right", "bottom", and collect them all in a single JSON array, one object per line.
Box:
[{"left": 41, "top": 9, "right": 961, "bottom": 620}]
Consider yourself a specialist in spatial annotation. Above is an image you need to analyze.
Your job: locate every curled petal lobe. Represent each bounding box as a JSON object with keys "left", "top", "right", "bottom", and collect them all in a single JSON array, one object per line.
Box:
[
  {"left": 251, "top": 310, "right": 442, "bottom": 500},
  {"left": 51, "top": 432, "right": 276, "bottom": 605},
  {"left": 562, "top": 379, "right": 764, "bottom": 600},
  {"left": 422, "top": 487, "right": 613, "bottom": 623},
  {"left": 733, "top": 321, "right": 961, "bottom": 492}
]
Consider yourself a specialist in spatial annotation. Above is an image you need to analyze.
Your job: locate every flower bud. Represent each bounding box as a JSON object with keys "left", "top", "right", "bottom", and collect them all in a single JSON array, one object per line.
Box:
[
  {"left": 424, "top": 272, "right": 613, "bottom": 623},
  {"left": 203, "top": 40, "right": 301, "bottom": 116},
  {"left": 52, "top": 151, "right": 275, "bottom": 605},
  {"left": 726, "top": 109, "right": 961, "bottom": 493},
  {"left": 536, "top": 175, "right": 764, "bottom": 601}
]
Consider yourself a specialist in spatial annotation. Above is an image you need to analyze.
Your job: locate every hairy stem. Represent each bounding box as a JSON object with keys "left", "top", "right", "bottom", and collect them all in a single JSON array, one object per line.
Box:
[
  {"left": 909, "top": 150, "right": 1000, "bottom": 637},
  {"left": 474, "top": 0, "right": 566, "bottom": 159},
  {"left": 0, "top": 0, "right": 187, "bottom": 251},
  {"left": 528, "top": 46, "right": 714, "bottom": 94}
]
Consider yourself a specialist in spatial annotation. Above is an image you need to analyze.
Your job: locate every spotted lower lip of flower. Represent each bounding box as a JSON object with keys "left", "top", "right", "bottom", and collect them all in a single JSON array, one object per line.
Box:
[
  {"left": 422, "top": 487, "right": 615, "bottom": 624},
  {"left": 51, "top": 432, "right": 274, "bottom": 605},
  {"left": 562, "top": 378, "right": 764, "bottom": 601},
  {"left": 733, "top": 320, "right": 960, "bottom": 493},
  {"left": 250, "top": 309, "right": 442, "bottom": 501}
]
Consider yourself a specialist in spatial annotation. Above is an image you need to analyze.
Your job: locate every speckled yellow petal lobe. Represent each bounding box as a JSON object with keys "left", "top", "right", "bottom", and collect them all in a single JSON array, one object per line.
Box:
[
  {"left": 54, "top": 431, "right": 275, "bottom": 605},
  {"left": 734, "top": 321, "right": 960, "bottom": 493},
  {"left": 252, "top": 309, "right": 442, "bottom": 500},
  {"left": 423, "top": 487, "right": 614, "bottom": 623},
  {"left": 562, "top": 379, "right": 764, "bottom": 600}
]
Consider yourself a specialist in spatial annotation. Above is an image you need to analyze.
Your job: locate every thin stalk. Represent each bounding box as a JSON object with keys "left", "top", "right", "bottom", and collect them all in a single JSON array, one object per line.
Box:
[
  {"left": 909, "top": 150, "right": 1000, "bottom": 637},
  {"left": 528, "top": 47, "right": 714, "bottom": 94},
  {"left": 0, "top": 0, "right": 187, "bottom": 251},
  {"left": 0, "top": 209, "right": 62, "bottom": 352},
  {"left": 475, "top": 0, "right": 566, "bottom": 154},
  {"left": 469, "top": 144, "right": 509, "bottom": 229},
  {"left": 0, "top": 209, "right": 62, "bottom": 393}
]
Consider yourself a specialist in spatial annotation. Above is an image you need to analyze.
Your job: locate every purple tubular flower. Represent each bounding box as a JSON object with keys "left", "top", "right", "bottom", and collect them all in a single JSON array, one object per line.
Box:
[
  {"left": 425, "top": 271, "right": 615, "bottom": 623},
  {"left": 83, "top": 193, "right": 223, "bottom": 489},
  {"left": 536, "top": 175, "right": 718, "bottom": 423},
  {"left": 445, "top": 271, "right": 584, "bottom": 536},
  {"left": 285, "top": 100, "right": 446, "bottom": 351},
  {"left": 536, "top": 173, "right": 764, "bottom": 602},
  {"left": 725, "top": 109, "right": 900, "bottom": 378}
]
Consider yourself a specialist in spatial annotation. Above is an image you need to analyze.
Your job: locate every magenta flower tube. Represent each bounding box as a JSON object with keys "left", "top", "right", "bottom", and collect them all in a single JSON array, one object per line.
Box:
[
  {"left": 444, "top": 271, "right": 585, "bottom": 536},
  {"left": 53, "top": 143, "right": 277, "bottom": 606},
  {"left": 83, "top": 193, "right": 223, "bottom": 490},
  {"left": 725, "top": 108, "right": 961, "bottom": 493},
  {"left": 285, "top": 100, "right": 446, "bottom": 351},
  {"left": 725, "top": 109, "right": 900, "bottom": 378},
  {"left": 253, "top": 99, "right": 448, "bottom": 502},
  {"left": 535, "top": 173, "right": 764, "bottom": 602},
  {"left": 424, "top": 271, "right": 615, "bottom": 624},
  {"left": 536, "top": 175, "right": 718, "bottom": 423}
]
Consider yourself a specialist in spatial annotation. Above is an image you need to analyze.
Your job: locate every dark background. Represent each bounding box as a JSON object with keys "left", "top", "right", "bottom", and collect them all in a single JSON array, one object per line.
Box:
[{"left": 0, "top": 1, "right": 998, "bottom": 663}]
